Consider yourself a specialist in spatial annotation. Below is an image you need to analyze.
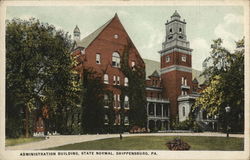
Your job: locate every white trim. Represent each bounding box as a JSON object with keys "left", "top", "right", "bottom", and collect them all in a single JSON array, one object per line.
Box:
[{"left": 161, "top": 65, "right": 192, "bottom": 74}]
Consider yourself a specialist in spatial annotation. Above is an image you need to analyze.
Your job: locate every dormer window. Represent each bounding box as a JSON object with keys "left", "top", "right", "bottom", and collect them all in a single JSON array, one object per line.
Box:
[{"left": 166, "top": 56, "right": 170, "bottom": 63}]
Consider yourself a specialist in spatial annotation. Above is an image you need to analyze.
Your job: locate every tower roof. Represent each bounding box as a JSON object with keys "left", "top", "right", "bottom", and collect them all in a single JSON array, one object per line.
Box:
[
  {"left": 171, "top": 10, "right": 181, "bottom": 18},
  {"left": 74, "top": 25, "right": 80, "bottom": 33}
]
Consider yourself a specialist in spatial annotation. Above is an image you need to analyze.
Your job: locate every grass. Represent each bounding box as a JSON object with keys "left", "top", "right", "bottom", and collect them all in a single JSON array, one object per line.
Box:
[
  {"left": 6, "top": 137, "right": 45, "bottom": 146},
  {"left": 47, "top": 136, "right": 244, "bottom": 151}
]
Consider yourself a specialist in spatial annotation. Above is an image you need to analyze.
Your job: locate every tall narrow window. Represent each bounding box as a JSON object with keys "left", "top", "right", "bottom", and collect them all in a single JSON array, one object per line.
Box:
[
  {"left": 166, "top": 56, "right": 170, "bottom": 62},
  {"left": 179, "top": 28, "right": 182, "bottom": 33},
  {"left": 124, "top": 116, "right": 129, "bottom": 125},
  {"left": 117, "top": 76, "right": 120, "bottom": 85},
  {"left": 131, "top": 61, "right": 136, "bottom": 70},
  {"left": 112, "top": 52, "right": 120, "bottom": 67},
  {"left": 181, "top": 77, "right": 184, "bottom": 85},
  {"left": 96, "top": 53, "right": 101, "bottom": 64},
  {"left": 184, "top": 79, "right": 187, "bottom": 86},
  {"left": 104, "top": 74, "right": 109, "bottom": 84},
  {"left": 104, "top": 114, "right": 109, "bottom": 125},
  {"left": 183, "top": 106, "right": 185, "bottom": 116},
  {"left": 114, "top": 94, "right": 117, "bottom": 108},
  {"left": 104, "top": 94, "right": 109, "bottom": 107},
  {"left": 124, "top": 77, "right": 128, "bottom": 86},
  {"left": 124, "top": 96, "right": 129, "bottom": 108},
  {"left": 113, "top": 75, "right": 116, "bottom": 85}
]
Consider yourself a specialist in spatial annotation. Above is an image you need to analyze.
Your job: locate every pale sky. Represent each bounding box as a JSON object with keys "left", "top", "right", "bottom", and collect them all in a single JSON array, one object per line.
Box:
[{"left": 6, "top": 5, "right": 244, "bottom": 70}]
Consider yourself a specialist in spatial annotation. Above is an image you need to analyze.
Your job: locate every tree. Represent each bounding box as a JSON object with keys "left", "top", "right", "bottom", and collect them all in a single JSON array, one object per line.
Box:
[
  {"left": 6, "top": 18, "right": 80, "bottom": 138},
  {"left": 193, "top": 38, "right": 244, "bottom": 132}
]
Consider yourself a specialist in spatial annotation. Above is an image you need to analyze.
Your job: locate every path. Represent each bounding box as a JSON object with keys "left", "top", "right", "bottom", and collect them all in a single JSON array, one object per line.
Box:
[{"left": 6, "top": 132, "right": 244, "bottom": 150}]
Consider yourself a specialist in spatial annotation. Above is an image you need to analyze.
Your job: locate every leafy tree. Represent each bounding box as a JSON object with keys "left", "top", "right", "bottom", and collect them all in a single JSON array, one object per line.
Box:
[
  {"left": 193, "top": 38, "right": 244, "bottom": 132},
  {"left": 6, "top": 18, "right": 80, "bottom": 137}
]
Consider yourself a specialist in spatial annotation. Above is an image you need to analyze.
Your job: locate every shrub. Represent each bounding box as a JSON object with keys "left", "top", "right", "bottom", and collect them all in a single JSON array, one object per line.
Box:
[{"left": 166, "top": 138, "right": 191, "bottom": 150}]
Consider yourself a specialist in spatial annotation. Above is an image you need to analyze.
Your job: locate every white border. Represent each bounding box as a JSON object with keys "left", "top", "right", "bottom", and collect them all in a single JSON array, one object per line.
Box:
[{"left": 0, "top": 1, "right": 249, "bottom": 160}]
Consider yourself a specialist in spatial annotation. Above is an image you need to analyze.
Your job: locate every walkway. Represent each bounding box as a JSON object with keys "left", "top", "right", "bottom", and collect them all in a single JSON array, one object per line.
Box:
[{"left": 6, "top": 132, "right": 244, "bottom": 150}]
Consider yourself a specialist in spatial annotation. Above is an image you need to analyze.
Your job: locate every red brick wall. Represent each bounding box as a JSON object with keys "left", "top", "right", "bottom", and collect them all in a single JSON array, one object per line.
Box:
[
  {"left": 161, "top": 69, "right": 192, "bottom": 120},
  {"left": 161, "top": 52, "right": 192, "bottom": 68}
]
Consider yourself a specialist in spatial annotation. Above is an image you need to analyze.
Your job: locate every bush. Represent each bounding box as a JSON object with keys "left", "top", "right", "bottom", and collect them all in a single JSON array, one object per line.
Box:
[
  {"left": 172, "top": 120, "right": 192, "bottom": 130},
  {"left": 166, "top": 138, "right": 191, "bottom": 150}
]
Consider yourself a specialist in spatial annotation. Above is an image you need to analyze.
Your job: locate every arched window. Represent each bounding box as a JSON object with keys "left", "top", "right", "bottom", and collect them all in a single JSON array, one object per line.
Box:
[
  {"left": 169, "top": 28, "right": 172, "bottom": 33},
  {"left": 183, "top": 106, "right": 185, "bottom": 117},
  {"left": 124, "top": 77, "right": 128, "bottom": 86},
  {"left": 179, "top": 28, "right": 182, "bottom": 33},
  {"left": 112, "top": 52, "right": 120, "bottom": 67},
  {"left": 104, "top": 74, "right": 109, "bottom": 84}
]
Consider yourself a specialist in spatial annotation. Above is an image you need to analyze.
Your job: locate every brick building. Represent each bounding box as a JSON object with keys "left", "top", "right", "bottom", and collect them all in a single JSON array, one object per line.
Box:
[
  {"left": 71, "top": 14, "right": 145, "bottom": 131},
  {"left": 71, "top": 11, "right": 217, "bottom": 132}
]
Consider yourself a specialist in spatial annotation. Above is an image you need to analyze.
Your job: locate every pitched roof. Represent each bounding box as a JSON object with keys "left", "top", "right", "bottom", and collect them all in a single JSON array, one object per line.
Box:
[
  {"left": 149, "top": 70, "right": 160, "bottom": 78},
  {"left": 143, "top": 59, "right": 206, "bottom": 84},
  {"left": 74, "top": 16, "right": 114, "bottom": 49},
  {"left": 143, "top": 59, "right": 160, "bottom": 79}
]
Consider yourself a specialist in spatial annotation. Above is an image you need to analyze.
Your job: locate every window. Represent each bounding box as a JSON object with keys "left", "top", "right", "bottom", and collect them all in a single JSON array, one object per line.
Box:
[
  {"left": 166, "top": 56, "right": 170, "bottom": 62},
  {"left": 124, "top": 77, "right": 128, "bottom": 86},
  {"left": 181, "top": 90, "right": 184, "bottom": 95},
  {"left": 114, "top": 94, "right": 117, "bottom": 108},
  {"left": 96, "top": 53, "right": 101, "bottom": 64},
  {"left": 131, "top": 61, "right": 135, "bottom": 70},
  {"left": 169, "top": 28, "right": 172, "bottom": 33},
  {"left": 183, "top": 106, "right": 185, "bottom": 116},
  {"left": 104, "top": 74, "right": 109, "bottom": 84},
  {"left": 104, "top": 94, "right": 109, "bottom": 107},
  {"left": 117, "top": 76, "right": 120, "bottom": 85},
  {"left": 124, "top": 96, "right": 129, "bottom": 108},
  {"left": 113, "top": 75, "right": 116, "bottom": 85},
  {"left": 184, "top": 79, "right": 187, "bottom": 86},
  {"left": 104, "top": 114, "right": 109, "bottom": 125},
  {"left": 181, "top": 77, "right": 184, "bottom": 85},
  {"left": 117, "top": 94, "right": 120, "bottom": 102},
  {"left": 112, "top": 52, "right": 120, "bottom": 67},
  {"left": 114, "top": 34, "right": 119, "bottom": 39},
  {"left": 168, "top": 36, "right": 173, "bottom": 40},
  {"left": 124, "top": 116, "right": 129, "bottom": 125},
  {"left": 181, "top": 55, "right": 186, "bottom": 62},
  {"left": 179, "top": 28, "right": 182, "bottom": 33}
]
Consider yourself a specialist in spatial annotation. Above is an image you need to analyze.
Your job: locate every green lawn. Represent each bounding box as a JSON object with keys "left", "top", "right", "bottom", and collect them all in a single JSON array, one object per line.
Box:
[
  {"left": 47, "top": 136, "right": 244, "bottom": 151},
  {"left": 6, "top": 137, "right": 45, "bottom": 146}
]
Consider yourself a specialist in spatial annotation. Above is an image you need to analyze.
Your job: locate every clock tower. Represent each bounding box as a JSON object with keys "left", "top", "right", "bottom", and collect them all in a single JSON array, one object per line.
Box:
[{"left": 159, "top": 10, "right": 193, "bottom": 123}]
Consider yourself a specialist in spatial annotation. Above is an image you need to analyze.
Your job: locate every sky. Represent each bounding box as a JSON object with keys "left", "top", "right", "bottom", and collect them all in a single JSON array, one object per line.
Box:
[{"left": 6, "top": 5, "right": 244, "bottom": 71}]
